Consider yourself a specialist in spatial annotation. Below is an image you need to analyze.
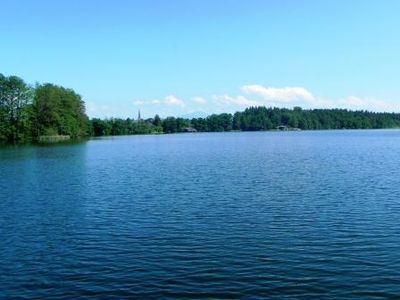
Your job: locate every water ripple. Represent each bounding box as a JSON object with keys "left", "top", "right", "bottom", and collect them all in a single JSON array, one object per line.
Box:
[{"left": 1, "top": 131, "right": 400, "bottom": 298}]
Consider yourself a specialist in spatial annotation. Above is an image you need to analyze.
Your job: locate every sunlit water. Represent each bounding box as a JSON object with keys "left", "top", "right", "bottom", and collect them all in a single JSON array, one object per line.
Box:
[{"left": 1, "top": 131, "right": 400, "bottom": 299}]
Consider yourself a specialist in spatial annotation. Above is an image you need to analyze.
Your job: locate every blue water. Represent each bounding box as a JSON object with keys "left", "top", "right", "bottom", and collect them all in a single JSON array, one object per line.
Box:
[{"left": 1, "top": 131, "right": 400, "bottom": 299}]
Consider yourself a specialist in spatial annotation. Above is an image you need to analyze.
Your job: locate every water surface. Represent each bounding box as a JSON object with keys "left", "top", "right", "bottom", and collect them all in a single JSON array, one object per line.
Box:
[{"left": 1, "top": 131, "right": 400, "bottom": 299}]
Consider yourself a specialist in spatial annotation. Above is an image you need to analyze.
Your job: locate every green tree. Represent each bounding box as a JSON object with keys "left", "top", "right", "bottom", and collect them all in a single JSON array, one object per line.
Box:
[
  {"left": 162, "top": 117, "right": 178, "bottom": 133},
  {"left": 31, "top": 83, "right": 88, "bottom": 139},
  {"left": 153, "top": 114, "right": 161, "bottom": 127},
  {"left": 0, "top": 74, "right": 33, "bottom": 142}
]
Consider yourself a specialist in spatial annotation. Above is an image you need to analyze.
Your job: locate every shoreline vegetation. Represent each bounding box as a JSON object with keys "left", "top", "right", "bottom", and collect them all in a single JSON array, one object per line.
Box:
[{"left": 1, "top": 73, "right": 400, "bottom": 144}]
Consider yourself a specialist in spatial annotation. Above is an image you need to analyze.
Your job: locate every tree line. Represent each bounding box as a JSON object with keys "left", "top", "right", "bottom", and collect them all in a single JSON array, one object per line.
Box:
[
  {"left": 91, "top": 107, "right": 400, "bottom": 136},
  {"left": 1, "top": 73, "right": 400, "bottom": 143}
]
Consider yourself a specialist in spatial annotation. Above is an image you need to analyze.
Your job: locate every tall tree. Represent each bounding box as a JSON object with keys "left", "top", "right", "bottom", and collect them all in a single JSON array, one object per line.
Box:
[
  {"left": 153, "top": 114, "right": 161, "bottom": 127},
  {"left": 31, "top": 84, "right": 88, "bottom": 139},
  {"left": 0, "top": 74, "right": 33, "bottom": 142}
]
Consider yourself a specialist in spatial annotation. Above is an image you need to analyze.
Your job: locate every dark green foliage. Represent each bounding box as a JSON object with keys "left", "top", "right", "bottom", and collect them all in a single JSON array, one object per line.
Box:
[
  {"left": 0, "top": 73, "right": 88, "bottom": 143},
  {"left": 204, "top": 106, "right": 400, "bottom": 132},
  {"left": 206, "top": 113, "right": 232, "bottom": 131},
  {"left": 31, "top": 84, "right": 88, "bottom": 139},
  {"left": 90, "top": 118, "right": 112, "bottom": 136},
  {"left": 0, "top": 74, "right": 33, "bottom": 143},
  {"left": 90, "top": 117, "right": 162, "bottom": 136},
  {"left": 191, "top": 117, "right": 209, "bottom": 131},
  {"left": 153, "top": 114, "right": 161, "bottom": 127},
  {"left": 160, "top": 117, "right": 189, "bottom": 133},
  {"left": 91, "top": 106, "right": 400, "bottom": 137}
]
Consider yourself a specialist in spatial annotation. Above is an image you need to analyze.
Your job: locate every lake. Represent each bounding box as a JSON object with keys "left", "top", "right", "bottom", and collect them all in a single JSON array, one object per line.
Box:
[{"left": 1, "top": 130, "right": 400, "bottom": 299}]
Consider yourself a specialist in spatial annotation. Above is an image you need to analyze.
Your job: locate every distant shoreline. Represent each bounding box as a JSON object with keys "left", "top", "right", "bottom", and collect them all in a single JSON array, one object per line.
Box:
[
  {"left": 2, "top": 128, "right": 400, "bottom": 148},
  {"left": 2, "top": 72, "right": 400, "bottom": 145}
]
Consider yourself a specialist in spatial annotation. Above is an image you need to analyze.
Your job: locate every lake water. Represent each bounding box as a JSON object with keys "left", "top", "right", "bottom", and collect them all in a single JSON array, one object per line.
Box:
[{"left": 1, "top": 131, "right": 400, "bottom": 299}]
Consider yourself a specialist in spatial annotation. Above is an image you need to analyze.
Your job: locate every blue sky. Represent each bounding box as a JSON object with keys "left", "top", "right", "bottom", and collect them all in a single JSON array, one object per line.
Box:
[{"left": 1, "top": 0, "right": 400, "bottom": 118}]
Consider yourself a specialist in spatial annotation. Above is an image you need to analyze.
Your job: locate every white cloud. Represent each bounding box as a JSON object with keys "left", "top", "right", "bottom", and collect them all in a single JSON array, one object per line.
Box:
[
  {"left": 191, "top": 96, "right": 207, "bottom": 104},
  {"left": 126, "top": 85, "right": 398, "bottom": 117},
  {"left": 212, "top": 94, "right": 259, "bottom": 107},
  {"left": 241, "top": 85, "right": 315, "bottom": 103},
  {"left": 339, "top": 96, "right": 398, "bottom": 112},
  {"left": 164, "top": 95, "right": 185, "bottom": 107},
  {"left": 344, "top": 96, "right": 365, "bottom": 107},
  {"left": 133, "top": 100, "right": 145, "bottom": 105},
  {"left": 86, "top": 101, "right": 113, "bottom": 114},
  {"left": 132, "top": 96, "right": 185, "bottom": 107},
  {"left": 87, "top": 101, "right": 135, "bottom": 118},
  {"left": 237, "top": 84, "right": 399, "bottom": 112},
  {"left": 86, "top": 101, "right": 100, "bottom": 113}
]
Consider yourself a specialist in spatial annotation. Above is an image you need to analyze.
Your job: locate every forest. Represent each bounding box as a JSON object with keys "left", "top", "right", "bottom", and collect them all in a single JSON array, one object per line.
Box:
[
  {"left": 90, "top": 107, "right": 400, "bottom": 137},
  {"left": 1, "top": 73, "right": 400, "bottom": 143}
]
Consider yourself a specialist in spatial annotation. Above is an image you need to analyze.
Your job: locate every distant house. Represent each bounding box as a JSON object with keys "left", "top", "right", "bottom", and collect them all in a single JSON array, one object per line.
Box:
[
  {"left": 276, "top": 125, "right": 301, "bottom": 131},
  {"left": 182, "top": 127, "right": 197, "bottom": 133},
  {"left": 277, "top": 125, "right": 289, "bottom": 131}
]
